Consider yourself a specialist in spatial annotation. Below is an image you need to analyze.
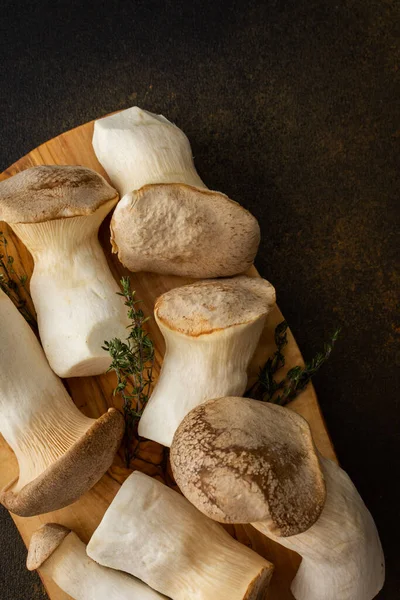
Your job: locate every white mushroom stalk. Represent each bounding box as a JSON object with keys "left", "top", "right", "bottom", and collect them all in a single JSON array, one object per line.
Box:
[
  {"left": 0, "top": 165, "right": 130, "bottom": 377},
  {"left": 93, "top": 107, "right": 261, "bottom": 279},
  {"left": 27, "top": 524, "right": 165, "bottom": 600},
  {"left": 138, "top": 276, "right": 276, "bottom": 447},
  {"left": 87, "top": 471, "right": 274, "bottom": 600},
  {"left": 0, "top": 289, "right": 124, "bottom": 516},
  {"left": 252, "top": 457, "right": 385, "bottom": 600},
  {"left": 170, "top": 397, "right": 385, "bottom": 600},
  {"left": 93, "top": 106, "right": 206, "bottom": 196}
]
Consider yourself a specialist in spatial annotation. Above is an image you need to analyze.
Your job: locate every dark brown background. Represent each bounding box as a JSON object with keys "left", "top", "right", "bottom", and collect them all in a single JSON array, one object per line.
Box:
[{"left": 0, "top": 1, "right": 399, "bottom": 598}]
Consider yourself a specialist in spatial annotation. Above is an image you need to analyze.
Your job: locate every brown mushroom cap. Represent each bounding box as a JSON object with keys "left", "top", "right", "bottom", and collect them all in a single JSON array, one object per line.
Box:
[
  {"left": 170, "top": 397, "right": 326, "bottom": 537},
  {"left": 0, "top": 408, "right": 124, "bottom": 517},
  {"left": 0, "top": 165, "right": 118, "bottom": 223},
  {"left": 110, "top": 183, "right": 260, "bottom": 278},
  {"left": 27, "top": 523, "right": 70, "bottom": 571},
  {"left": 155, "top": 276, "right": 276, "bottom": 337}
]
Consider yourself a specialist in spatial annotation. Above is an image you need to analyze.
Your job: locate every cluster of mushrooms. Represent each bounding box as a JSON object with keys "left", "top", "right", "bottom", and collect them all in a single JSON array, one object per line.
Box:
[{"left": 0, "top": 106, "right": 384, "bottom": 600}]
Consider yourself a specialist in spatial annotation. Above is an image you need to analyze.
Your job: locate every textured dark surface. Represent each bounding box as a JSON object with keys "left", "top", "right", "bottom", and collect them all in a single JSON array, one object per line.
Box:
[{"left": 0, "top": 1, "right": 399, "bottom": 598}]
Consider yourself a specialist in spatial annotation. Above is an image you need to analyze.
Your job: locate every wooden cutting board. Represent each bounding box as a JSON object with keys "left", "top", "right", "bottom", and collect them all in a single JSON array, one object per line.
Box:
[{"left": 0, "top": 117, "right": 337, "bottom": 600}]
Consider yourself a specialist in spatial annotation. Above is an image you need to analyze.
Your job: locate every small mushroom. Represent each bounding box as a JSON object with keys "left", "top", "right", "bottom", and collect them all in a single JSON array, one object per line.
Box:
[
  {"left": 27, "top": 523, "right": 165, "bottom": 600},
  {"left": 171, "top": 396, "right": 385, "bottom": 600},
  {"left": 87, "top": 471, "right": 274, "bottom": 600},
  {"left": 0, "top": 289, "right": 124, "bottom": 516},
  {"left": 0, "top": 165, "right": 129, "bottom": 377},
  {"left": 138, "top": 276, "right": 276, "bottom": 447},
  {"left": 93, "top": 107, "right": 260, "bottom": 278}
]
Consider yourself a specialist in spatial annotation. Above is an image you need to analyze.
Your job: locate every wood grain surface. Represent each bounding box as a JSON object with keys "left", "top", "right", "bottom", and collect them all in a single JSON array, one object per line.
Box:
[{"left": 0, "top": 118, "right": 337, "bottom": 600}]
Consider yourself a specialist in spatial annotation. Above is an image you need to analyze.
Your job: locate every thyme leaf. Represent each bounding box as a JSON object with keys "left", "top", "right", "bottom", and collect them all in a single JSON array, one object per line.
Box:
[
  {"left": 103, "top": 277, "right": 154, "bottom": 468},
  {"left": 0, "top": 231, "right": 36, "bottom": 328},
  {"left": 246, "top": 321, "right": 340, "bottom": 405}
]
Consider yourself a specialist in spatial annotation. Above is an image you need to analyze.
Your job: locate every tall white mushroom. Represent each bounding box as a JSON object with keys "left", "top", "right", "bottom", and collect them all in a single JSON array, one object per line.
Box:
[
  {"left": 0, "top": 289, "right": 124, "bottom": 516},
  {"left": 138, "top": 276, "right": 276, "bottom": 447},
  {"left": 0, "top": 165, "right": 129, "bottom": 377},
  {"left": 87, "top": 471, "right": 274, "bottom": 600},
  {"left": 171, "top": 396, "right": 385, "bottom": 600},
  {"left": 93, "top": 107, "right": 261, "bottom": 278},
  {"left": 27, "top": 524, "right": 165, "bottom": 600}
]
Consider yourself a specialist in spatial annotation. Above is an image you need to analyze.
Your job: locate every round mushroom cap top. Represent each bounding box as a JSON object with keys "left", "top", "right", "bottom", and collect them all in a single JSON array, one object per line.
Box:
[
  {"left": 26, "top": 523, "right": 70, "bottom": 571},
  {"left": 110, "top": 184, "right": 260, "bottom": 278},
  {"left": 155, "top": 276, "right": 276, "bottom": 337},
  {"left": 170, "top": 397, "right": 326, "bottom": 537},
  {"left": 0, "top": 165, "right": 118, "bottom": 223}
]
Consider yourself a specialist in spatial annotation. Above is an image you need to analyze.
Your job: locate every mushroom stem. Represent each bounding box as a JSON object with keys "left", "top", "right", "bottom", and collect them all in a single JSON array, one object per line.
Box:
[
  {"left": 140, "top": 319, "right": 265, "bottom": 447},
  {"left": 138, "top": 277, "right": 276, "bottom": 447},
  {"left": 0, "top": 289, "right": 124, "bottom": 515},
  {"left": 27, "top": 525, "right": 164, "bottom": 600},
  {"left": 252, "top": 457, "right": 385, "bottom": 600},
  {"left": 87, "top": 471, "right": 273, "bottom": 600},
  {"left": 11, "top": 200, "right": 129, "bottom": 377},
  {"left": 93, "top": 107, "right": 206, "bottom": 196}
]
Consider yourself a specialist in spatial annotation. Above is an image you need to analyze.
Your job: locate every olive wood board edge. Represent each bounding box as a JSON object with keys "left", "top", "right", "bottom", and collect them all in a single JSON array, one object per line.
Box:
[{"left": 0, "top": 116, "right": 337, "bottom": 600}]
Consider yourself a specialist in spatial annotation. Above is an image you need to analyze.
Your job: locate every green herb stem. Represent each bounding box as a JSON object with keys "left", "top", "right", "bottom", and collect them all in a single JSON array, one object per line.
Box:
[
  {"left": 103, "top": 277, "right": 154, "bottom": 467},
  {"left": 247, "top": 321, "right": 340, "bottom": 405}
]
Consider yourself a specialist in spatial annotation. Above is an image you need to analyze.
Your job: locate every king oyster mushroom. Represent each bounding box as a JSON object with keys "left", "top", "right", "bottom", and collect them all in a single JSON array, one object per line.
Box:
[
  {"left": 27, "top": 523, "right": 165, "bottom": 600},
  {"left": 0, "top": 289, "right": 124, "bottom": 516},
  {"left": 93, "top": 106, "right": 261, "bottom": 278},
  {"left": 87, "top": 471, "right": 274, "bottom": 600},
  {"left": 138, "top": 276, "right": 276, "bottom": 447},
  {"left": 0, "top": 165, "right": 129, "bottom": 378},
  {"left": 170, "top": 396, "right": 385, "bottom": 600}
]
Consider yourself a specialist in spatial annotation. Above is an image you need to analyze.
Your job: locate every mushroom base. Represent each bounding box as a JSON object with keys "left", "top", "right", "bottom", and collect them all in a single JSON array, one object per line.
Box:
[{"left": 139, "top": 318, "right": 266, "bottom": 447}]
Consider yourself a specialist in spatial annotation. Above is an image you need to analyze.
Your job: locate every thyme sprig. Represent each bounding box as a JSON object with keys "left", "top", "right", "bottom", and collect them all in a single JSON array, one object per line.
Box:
[
  {"left": 0, "top": 231, "right": 36, "bottom": 328},
  {"left": 103, "top": 277, "right": 154, "bottom": 467},
  {"left": 247, "top": 321, "right": 340, "bottom": 405}
]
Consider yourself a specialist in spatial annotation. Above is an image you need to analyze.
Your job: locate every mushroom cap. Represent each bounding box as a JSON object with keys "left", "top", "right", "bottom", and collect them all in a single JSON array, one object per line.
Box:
[
  {"left": 0, "top": 408, "right": 124, "bottom": 517},
  {"left": 27, "top": 523, "right": 70, "bottom": 571},
  {"left": 155, "top": 276, "right": 276, "bottom": 337},
  {"left": 170, "top": 397, "right": 326, "bottom": 536},
  {"left": 110, "top": 183, "right": 260, "bottom": 278},
  {"left": 0, "top": 165, "right": 118, "bottom": 223}
]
